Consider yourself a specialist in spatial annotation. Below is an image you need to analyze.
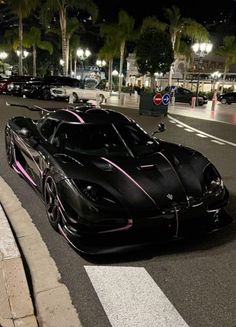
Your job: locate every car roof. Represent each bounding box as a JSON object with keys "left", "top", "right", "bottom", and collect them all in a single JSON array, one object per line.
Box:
[{"left": 43, "top": 107, "right": 133, "bottom": 125}]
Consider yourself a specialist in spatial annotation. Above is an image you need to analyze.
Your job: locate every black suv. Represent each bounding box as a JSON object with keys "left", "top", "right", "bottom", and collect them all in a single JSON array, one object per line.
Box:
[
  {"left": 217, "top": 92, "right": 236, "bottom": 104},
  {"left": 22, "top": 76, "right": 81, "bottom": 100},
  {"left": 165, "top": 87, "right": 208, "bottom": 106}
]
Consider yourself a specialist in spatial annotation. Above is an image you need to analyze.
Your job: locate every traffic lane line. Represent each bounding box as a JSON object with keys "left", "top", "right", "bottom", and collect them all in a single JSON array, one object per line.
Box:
[
  {"left": 85, "top": 266, "right": 189, "bottom": 327},
  {"left": 168, "top": 115, "right": 235, "bottom": 147}
]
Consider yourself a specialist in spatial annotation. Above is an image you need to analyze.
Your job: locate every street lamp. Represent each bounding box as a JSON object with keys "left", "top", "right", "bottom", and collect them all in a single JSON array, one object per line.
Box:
[
  {"left": 16, "top": 50, "right": 29, "bottom": 59},
  {"left": 154, "top": 72, "right": 163, "bottom": 91},
  {"left": 96, "top": 59, "right": 106, "bottom": 68},
  {"left": 211, "top": 71, "right": 221, "bottom": 91},
  {"left": 192, "top": 42, "right": 213, "bottom": 105},
  {"left": 76, "top": 48, "right": 91, "bottom": 80}
]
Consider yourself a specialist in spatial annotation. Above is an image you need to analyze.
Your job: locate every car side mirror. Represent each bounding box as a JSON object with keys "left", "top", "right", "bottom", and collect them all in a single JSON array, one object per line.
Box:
[{"left": 151, "top": 122, "right": 166, "bottom": 136}]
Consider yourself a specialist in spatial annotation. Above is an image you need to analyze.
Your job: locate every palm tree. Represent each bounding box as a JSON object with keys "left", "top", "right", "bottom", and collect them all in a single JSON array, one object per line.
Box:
[
  {"left": 176, "top": 41, "right": 193, "bottom": 87},
  {"left": 99, "top": 24, "right": 120, "bottom": 92},
  {"left": 100, "top": 10, "right": 135, "bottom": 97},
  {"left": 42, "top": 0, "right": 98, "bottom": 76},
  {"left": 70, "top": 34, "right": 81, "bottom": 77},
  {"left": 163, "top": 6, "right": 209, "bottom": 85},
  {"left": 23, "top": 27, "right": 53, "bottom": 76},
  {"left": 215, "top": 36, "right": 236, "bottom": 93},
  {"left": 8, "top": 0, "right": 38, "bottom": 75}
]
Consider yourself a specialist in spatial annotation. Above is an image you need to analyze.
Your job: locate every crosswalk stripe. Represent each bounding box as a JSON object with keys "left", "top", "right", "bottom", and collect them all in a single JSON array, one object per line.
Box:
[{"left": 85, "top": 266, "right": 189, "bottom": 327}]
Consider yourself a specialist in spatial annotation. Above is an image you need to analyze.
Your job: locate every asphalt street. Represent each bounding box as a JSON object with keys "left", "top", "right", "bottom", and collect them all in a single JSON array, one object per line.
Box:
[{"left": 0, "top": 94, "right": 236, "bottom": 327}]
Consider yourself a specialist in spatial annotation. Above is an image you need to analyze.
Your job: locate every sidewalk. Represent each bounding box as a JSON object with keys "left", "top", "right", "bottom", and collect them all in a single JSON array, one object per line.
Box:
[
  {"left": 0, "top": 177, "right": 81, "bottom": 327},
  {"left": 106, "top": 94, "right": 236, "bottom": 125},
  {"left": 0, "top": 203, "right": 38, "bottom": 327}
]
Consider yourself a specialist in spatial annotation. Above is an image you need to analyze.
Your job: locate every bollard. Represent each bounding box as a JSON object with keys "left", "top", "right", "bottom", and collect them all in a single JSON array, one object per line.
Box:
[
  {"left": 191, "top": 96, "right": 196, "bottom": 108},
  {"left": 171, "top": 96, "right": 175, "bottom": 106},
  {"left": 120, "top": 94, "right": 125, "bottom": 106}
]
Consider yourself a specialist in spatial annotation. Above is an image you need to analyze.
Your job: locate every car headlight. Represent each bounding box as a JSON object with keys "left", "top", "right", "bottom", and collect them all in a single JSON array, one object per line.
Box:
[
  {"left": 74, "top": 180, "right": 118, "bottom": 205},
  {"left": 203, "top": 164, "right": 224, "bottom": 196}
]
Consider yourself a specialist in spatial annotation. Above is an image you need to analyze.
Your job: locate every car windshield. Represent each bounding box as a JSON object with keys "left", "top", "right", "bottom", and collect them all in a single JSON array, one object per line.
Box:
[{"left": 52, "top": 123, "right": 159, "bottom": 157}]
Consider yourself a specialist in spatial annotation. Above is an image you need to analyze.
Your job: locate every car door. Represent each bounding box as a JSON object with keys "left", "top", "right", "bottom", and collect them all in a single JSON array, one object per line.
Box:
[{"left": 13, "top": 120, "right": 42, "bottom": 187}]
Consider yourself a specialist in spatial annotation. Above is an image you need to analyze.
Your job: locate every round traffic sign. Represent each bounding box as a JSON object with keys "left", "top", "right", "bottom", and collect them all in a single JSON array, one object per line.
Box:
[
  {"left": 153, "top": 93, "right": 162, "bottom": 106},
  {"left": 162, "top": 93, "right": 170, "bottom": 105}
]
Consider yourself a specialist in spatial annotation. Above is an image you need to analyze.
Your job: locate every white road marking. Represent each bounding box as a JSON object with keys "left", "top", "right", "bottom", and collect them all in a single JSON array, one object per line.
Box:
[
  {"left": 85, "top": 266, "right": 189, "bottom": 327},
  {"left": 169, "top": 120, "right": 176, "bottom": 124},
  {"left": 168, "top": 115, "right": 236, "bottom": 147},
  {"left": 211, "top": 140, "right": 225, "bottom": 145},
  {"left": 196, "top": 133, "right": 208, "bottom": 138},
  {"left": 184, "top": 128, "right": 194, "bottom": 132},
  {"left": 0, "top": 205, "right": 20, "bottom": 259},
  {"left": 176, "top": 124, "right": 184, "bottom": 127}
]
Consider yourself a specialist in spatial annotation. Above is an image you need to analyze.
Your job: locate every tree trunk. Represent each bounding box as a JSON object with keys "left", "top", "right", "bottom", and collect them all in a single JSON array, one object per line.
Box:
[
  {"left": 183, "top": 58, "right": 189, "bottom": 88},
  {"left": 168, "top": 32, "right": 176, "bottom": 87},
  {"left": 74, "top": 56, "right": 77, "bottom": 77},
  {"left": 18, "top": 11, "right": 23, "bottom": 75},
  {"left": 33, "top": 46, "right": 36, "bottom": 76},
  {"left": 118, "top": 41, "right": 125, "bottom": 98},
  {"left": 108, "top": 59, "right": 113, "bottom": 92},
  {"left": 221, "top": 65, "right": 227, "bottom": 94},
  {"left": 66, "top": 38, "right": 70, "bottom": 76},
  {"left": 70, "top": 50, "right": 73, "bottom": 76},
  {"left": 151, "top": 74, "right": 156, "bottom": 92},
  {"left": 59, "top": 8, "right": 68, "bottom": 76}
]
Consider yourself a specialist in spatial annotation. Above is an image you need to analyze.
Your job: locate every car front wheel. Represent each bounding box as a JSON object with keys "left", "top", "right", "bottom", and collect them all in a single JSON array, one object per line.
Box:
[
  {"left": 220, "top": 98, "right": 227, "bottom": 104},
  {"left": 72, "top": 92, "right": 79, "bottom": 103},
  {"left": 44, "top": 175, "right": 62, "bottom": 231},
  {"left": 5, "top": 128, "right": 14, "bottom": 166}
]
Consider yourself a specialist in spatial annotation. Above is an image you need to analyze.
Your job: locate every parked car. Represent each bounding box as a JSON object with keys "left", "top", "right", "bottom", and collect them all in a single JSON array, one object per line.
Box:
[
  {"left": 7, "top": 75, "right": 33, "bottom": 96},
  {"left": 0, "top": 76, "right": 9, "bottom": 93},
  {"left": 217, "top": 92, "right": 236, "bottom": 104},
  {"left": 50, "top": 81, "right": 110, "bottom": 104},
  {"left": 22, "top": 76, "right": 81, "bottom": 100},
  {"left": 5, "top": 103, "right": 231, "bottom": 253},
  {"left": 0, "top": 75, "right": 32, "bottom": 95},
  {"left": 165, "top": 87, "right": 208, "bottom": 106}
]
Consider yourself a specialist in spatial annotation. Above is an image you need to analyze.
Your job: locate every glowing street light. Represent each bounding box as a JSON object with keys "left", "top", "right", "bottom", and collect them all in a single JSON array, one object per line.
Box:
[
  {"left": 16, "top": 50, "right": 29, "bottom": 59},
  {"left": 96, "top": 59, "right": 106, "bottom": 68},
  {"left": 76, "top": 48, "right": 91, "bottom": 80},
  {"left": 76, "top": 48, "right": 91, "bottom": 60},
  {"left": 112, "top": 69, "right": 119, "bottom": 76},
  {"left": 192, "top": 42, "right": 213, "bottom": 106},
  {"left": 0, "top": 51, "right": 8, "bottom": 60}
]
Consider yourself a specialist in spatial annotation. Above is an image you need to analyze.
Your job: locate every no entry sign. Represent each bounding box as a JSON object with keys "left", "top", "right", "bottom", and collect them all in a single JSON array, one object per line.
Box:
[{"left": 153, "top": 93, "right": 162, "bottom": 106}]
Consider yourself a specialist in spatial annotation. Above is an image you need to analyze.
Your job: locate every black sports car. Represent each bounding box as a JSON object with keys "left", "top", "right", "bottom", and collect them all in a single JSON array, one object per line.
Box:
[{"left": 5, "top": 104, "right": 231, "bottom": 254}]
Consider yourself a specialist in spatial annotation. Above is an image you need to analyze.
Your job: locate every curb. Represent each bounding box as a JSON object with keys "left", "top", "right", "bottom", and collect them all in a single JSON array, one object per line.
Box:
[
  {"left": 0, "top": 204, "right": 38, "bottom": 327},
  {"left": 0, "top": 176, "right": 82, "bottom": 327}
]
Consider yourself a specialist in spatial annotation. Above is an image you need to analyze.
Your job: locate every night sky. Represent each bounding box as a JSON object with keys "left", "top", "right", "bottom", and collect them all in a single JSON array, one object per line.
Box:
[{"left": 95, "top": 0, "right": 236, "bottom": 25}]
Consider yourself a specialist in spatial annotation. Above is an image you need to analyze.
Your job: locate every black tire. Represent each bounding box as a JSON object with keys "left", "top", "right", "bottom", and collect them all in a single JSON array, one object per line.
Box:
[
  {"left": 221, "top": 98, "right": 227, "bottom": 104},
  {"left": 44, "top": 175, "right": 62, "bottom": 231},
  {"left": 72, "top": 92, "right": 79, "bottom": 103},
  {"left": 5, "top": 128, "right": 14, "bottom": 166},
  {"left": 42, "top": 89, "right": 51, "bottom": 100}
]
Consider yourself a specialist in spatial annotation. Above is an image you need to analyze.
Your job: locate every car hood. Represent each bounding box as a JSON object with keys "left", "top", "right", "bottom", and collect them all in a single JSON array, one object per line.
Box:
[{"left": 55, "top": 143, "right": 209, "bottom": 212}]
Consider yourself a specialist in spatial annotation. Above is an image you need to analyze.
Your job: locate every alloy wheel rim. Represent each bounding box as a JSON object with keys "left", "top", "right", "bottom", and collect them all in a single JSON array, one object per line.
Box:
[{"left": 45, "top": 177, "right": 61, "bottom": 224}]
